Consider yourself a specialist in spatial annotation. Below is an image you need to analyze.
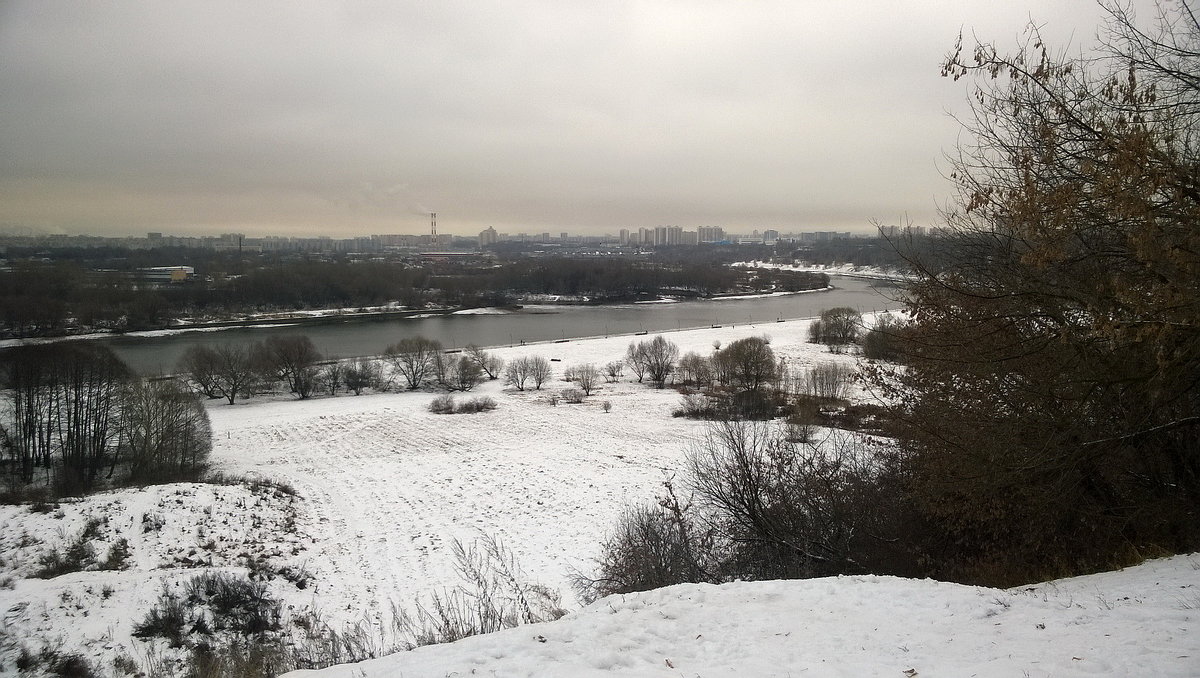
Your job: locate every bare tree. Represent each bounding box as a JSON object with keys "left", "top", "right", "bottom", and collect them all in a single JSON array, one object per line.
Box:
[
  {"left": 503, "top": 357, "right": 530, "bottom": 391},
  {"left": 641, "top": 336, "right": 678, "bottom": 387},
  {"left": 713, "top": 336, "right": 777, "bottom": 393},
  {"left": 252, "top": 335, "right": 322, "bottom": 398},
  {"left": 447, "top": 356, "right": 485, "bottom": 391},
  {"left": 343, "top": 358, "right": 381, "bottom": 395},
  {"left": 677, "top": 352, "right": 713, "bottom": 386},
  {"left": 503, "top": 355, "right": 551, "bottom": 391},
  {"left": 603, "top": 361, "right": 624, "bottom": 383},
  {"left": 528, "top": 356, "right": 552, "bottom": 390},
  {"left": 177, "top": 345, "right": 221, "bottom": 399},
  {"left": 465, "top": 345, "right": 504, "bottom": 380},
  {"left": 807, "top": 308, "right": 861, "bottom": 352},
  {"left": 1, "top": 343, "right": 131, "bottom": 493},
  {"left": 624, "top": 342, "right": 649, "bottom": 383},
  {"left": 120, "top": 379, "right": 211, "bottom": 483},
  {"left": 210, "top": 344, "right": 256, "bottom": 405},
  {"left": 319, "top": 360, "right": 346, "bottom": 396},
  {"left": 384, "top": 336, "right": 443, "bottom": 389},
  {"left": 574, "top": 364, "right": 600, "bottom": 396}
]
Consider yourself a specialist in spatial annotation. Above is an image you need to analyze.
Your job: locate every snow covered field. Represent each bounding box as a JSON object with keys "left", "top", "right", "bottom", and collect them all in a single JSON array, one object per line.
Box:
[
  {"left": 197, "top": 320, "right": 868, "bottom": 627},
  {"left": 292, "top": 554, "right": 1200, "bottom": 678},
  {"left": 1, "top": 317, "right": 1195, "bottom": 676},
  {"left": 0, "top": 319, "right": 859, "bottom": 670}
]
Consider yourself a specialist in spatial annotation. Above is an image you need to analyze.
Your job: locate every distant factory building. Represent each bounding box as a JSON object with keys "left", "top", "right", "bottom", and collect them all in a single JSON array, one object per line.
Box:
[{"left": 138, "top": 266, "right": 195, "bottom": 283}]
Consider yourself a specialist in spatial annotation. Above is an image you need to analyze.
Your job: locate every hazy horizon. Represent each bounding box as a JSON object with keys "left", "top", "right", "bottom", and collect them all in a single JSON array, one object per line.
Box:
[{"left": 0, "top": 1, "right": 1157, "bottom": 238}]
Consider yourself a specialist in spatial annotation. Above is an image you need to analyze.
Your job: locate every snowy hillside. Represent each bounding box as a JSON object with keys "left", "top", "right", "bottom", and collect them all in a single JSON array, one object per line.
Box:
[
  {"left": 2, "top": 316, "right": 1195, "bottom": 676},
  {"left": 0, "top": 318, "right": 864, "bottom": 671},
  {"left": 289, "top": 554, "right": 1199, "bottom": 678}
]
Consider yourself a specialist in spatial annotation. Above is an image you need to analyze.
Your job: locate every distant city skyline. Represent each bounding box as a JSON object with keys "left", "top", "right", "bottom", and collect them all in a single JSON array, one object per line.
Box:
[{"left": 0, "top": 1, "right": 1159, "bottom": 238}]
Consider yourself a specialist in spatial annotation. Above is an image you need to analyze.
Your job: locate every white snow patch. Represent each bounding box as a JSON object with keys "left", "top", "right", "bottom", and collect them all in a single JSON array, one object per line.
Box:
[{"left": 289, "top": 554, "right": 1200, "bottom": 678}]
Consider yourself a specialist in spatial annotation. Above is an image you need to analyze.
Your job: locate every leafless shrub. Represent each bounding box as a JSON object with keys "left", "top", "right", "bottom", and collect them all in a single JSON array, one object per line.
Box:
[
  {"left": 384, "top": 337, "right": 443, "bottom": 389},
  {"left": 572, "top": 482, "right": 714, "bottom": 604},
  {"left": 689, "top": 421, "right": 907, "bottom": 580},
  {"left": 673, "top": 392, "right": 720, "bottom": 419},
  {"left": 562, "top": 388, "right": 585, "bottom": 404},
  {"left": 464, "top": 345, "right": 504, "bottom": 380},
  {"left": 603, "top": 361, "right": 624, "bottom": 383},
  {"left": 801, "top": 362, "right": 856, "bottom": 401},
  {"left": 343, "top": 358, "right": 382, "bottom": 395},
  {"left": 446, "top": 356, "right": 484, "bottom": 391},
  {"left": 455, "top": 396, "right": 497, "bottom": 414},
  {"left": 428, "top": 394, "right": 456, "bottom": 414},
  {"left": 574, "top": 364, "right": 600, "bottom": 395},
  {"left": 503, "top": 355, "right": 552, "bottom": 391},
  {"left": 318, "top": 360, "right": 346, "bottom": 396},
  {"left": 429, "top": 395, "right": 496, "bottom": 414},
  {"left": 677, "top": 352, "right": 713, "bottom": 386}
]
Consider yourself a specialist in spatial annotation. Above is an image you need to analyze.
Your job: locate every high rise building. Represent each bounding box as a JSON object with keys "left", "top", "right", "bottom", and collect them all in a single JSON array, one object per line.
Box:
[{"left": 478, "top": 226, "right": 498, "bottom": 248}]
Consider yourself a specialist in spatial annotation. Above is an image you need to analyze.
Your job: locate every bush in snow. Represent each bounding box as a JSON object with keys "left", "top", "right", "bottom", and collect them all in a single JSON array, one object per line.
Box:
[
  {"left": 429, "top": 394, "right": 456, "bottom": 414},
  {"left": 455, "top": 396, "right": 497, "bottom": 414}
]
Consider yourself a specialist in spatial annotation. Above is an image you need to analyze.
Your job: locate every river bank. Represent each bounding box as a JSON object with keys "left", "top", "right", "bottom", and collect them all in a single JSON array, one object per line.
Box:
[{"left": 2, "top": 277, "right": 904, "bottom": 374}]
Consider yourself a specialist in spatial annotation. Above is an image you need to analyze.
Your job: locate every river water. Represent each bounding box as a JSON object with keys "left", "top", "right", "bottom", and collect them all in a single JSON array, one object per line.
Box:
[{"left": 99, "top": 276, "right": 904, "bottom": 375}]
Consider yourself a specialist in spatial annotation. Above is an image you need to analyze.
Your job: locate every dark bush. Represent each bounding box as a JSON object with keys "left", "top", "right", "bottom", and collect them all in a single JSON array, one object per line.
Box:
[
  {"left": 456, "top": 396, "right": 497, "bottom": 413},
  {"left": 428, "top": 394, "right": 456, "bottom": 414},
  {"left": 133, "top": 589, "right": 194, "bottom": 647},
  {"left": 861, "top": 313, "right": 907, "bottom": 361},
  {"left": 572, "top": 488, "right": 713, "bottom": 604},
  {"left": 186, "top": 571, "right": 281, "bottom": 636}
]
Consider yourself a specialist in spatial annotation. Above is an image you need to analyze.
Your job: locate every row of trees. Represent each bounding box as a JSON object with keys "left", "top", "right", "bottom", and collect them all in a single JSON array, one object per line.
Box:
[
  {"left": 581, "top": 0, "right": 1200, "bottom": 593},
  {"left": 1, "top": 343, "right": 212, "bottom": 497},
  {"left": 0, "top": 250, "right": 830, "bottom": 339},
  {"left": 177, "top": 336, "right": 510, "bottom": 403}
]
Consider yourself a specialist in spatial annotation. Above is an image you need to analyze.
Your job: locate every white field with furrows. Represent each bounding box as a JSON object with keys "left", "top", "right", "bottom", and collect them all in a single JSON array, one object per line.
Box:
[
  {"left": 0, "top": 318, "right": 861, "bottom": 671},
  {"left": 1, "top": 316, "right": 1195, "bottom": 677}
]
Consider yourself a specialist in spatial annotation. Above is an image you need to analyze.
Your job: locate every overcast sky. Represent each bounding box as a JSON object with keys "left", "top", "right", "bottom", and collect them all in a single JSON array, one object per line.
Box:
[{"left": 0, "top": 1, "right": 1161, "bottom": 238}]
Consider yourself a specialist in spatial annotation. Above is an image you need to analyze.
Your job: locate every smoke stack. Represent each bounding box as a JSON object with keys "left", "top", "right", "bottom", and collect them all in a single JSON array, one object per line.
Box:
[{"left": 430, "top": 212, "right": 437, "bottom": 248}]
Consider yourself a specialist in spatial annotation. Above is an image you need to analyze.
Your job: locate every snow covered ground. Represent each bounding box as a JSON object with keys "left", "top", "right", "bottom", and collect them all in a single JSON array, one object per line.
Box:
[
  {"left": 195, "top": 319, "right": 868, "bottom": 629},
  {"left": 0, "top": 318, "right": 863, "bottom": 671},
  {"left": 732, "top": 260, "right": 914, "bottom": 281},
  {"left": 290, "top": 554, "right": 1199, "bottom": 678},
  {"left": 1, "top": 316, "right": 1195, "bottom": 676}
]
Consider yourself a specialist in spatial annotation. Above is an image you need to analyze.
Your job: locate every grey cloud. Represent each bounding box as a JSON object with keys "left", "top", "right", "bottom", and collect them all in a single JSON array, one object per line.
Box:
[{"left": 0, "top": 0, "right": 1161, "bottom": 237}]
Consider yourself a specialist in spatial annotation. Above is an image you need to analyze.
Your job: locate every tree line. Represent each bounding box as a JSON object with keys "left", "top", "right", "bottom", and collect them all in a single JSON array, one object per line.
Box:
[
  {"left": 0, "top": 253, "right": 827, "bottom": 338},
  {"left": 0, "top": 343, "right": 212, "bottom": 500}
]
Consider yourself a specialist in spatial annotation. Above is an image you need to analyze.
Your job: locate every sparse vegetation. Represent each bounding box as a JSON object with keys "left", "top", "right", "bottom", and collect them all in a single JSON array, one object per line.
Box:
[
  {"left": 429, "top": 394, "right": 497, "bottom": 414},
  {"left": 807, "top": 307, "right": 862, "bottom": 353},
  {"left": 34, "top": 518, "right": 103, "bottom": 579},
  {"left": 503, "top": 355, "right": 552, "bottom": 391}
]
